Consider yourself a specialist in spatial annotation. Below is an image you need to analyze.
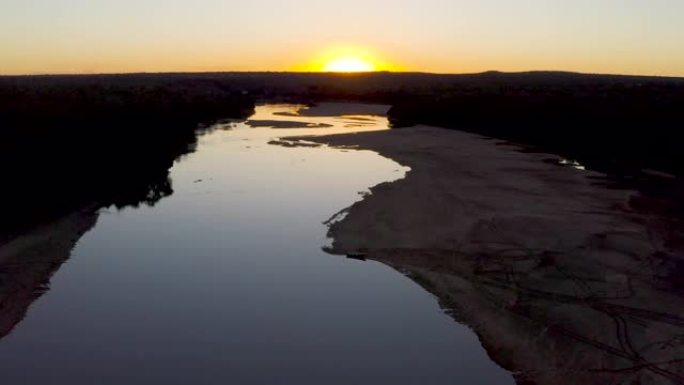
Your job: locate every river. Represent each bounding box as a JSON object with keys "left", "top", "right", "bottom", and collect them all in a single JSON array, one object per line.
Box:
[{"left": 0, "top": 104, "right": 513, "bottom": 384}]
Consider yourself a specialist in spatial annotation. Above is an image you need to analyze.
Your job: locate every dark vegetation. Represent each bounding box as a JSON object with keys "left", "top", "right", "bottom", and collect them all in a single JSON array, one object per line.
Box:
[
  {"left": 384, "top": 71, "right": 684, "bottom": 176},
  {"left": 1, "top": 71, "right": 683, "bottom": 238},
  {"left": 0, "top": 76, "right": 254, "bottom": 239}
]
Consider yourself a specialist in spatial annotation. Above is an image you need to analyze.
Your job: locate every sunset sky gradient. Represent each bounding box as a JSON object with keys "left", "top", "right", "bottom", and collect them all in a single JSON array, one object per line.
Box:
[{"left": 2, "top": 0, "right": 683, "bottom": 76}]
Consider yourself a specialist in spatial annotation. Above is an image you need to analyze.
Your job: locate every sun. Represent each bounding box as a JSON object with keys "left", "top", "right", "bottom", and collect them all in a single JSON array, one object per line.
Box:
[
  {"left": 295, "top": 44, "right": 398, "bottom": 73},
  {"left": 323, "top": 57, "right": 376, "bottom": 73}
]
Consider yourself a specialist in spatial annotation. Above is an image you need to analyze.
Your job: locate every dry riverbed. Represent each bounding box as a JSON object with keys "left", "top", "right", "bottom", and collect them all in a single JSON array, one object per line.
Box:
[{"left": 276, "top": 122, "right": 684, "bottom": 385}]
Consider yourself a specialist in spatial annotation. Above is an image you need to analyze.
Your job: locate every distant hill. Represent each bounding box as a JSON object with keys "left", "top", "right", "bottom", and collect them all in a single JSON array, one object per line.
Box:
[{"left": 2, "top": 71, "right": 683, "bottom": 103}]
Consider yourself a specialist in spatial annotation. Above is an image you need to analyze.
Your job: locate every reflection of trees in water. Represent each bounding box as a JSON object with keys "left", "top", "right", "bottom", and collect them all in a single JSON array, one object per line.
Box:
[
  {"left": 0, "top": 79, "right": 254, "bottom": 238},
  {"left": 0, "top": 79, "right": 254, "bottom": 343},
  {"left": 0, "top": 159, "right": 179, "bottom": 342},
  {"left": 0, "top": 118, "right": 233, "bottom": 341}
]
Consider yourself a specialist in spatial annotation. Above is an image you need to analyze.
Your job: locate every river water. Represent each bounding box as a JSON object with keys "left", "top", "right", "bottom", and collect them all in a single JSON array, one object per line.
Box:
[{"left": 0, "top": 104, "right": 513, "bottom": 384}]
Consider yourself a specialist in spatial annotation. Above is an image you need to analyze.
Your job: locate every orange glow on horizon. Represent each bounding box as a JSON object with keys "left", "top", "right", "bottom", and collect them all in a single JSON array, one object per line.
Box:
[
  {"left": 295, "top": 45, "right": 400, "bottom": 73},
  {"left": 323, "top": 57, "right": 375, "bottom": 73}
]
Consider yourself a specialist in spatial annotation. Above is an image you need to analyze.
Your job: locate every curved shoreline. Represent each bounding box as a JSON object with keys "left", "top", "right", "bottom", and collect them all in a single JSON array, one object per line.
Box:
[{"left": 286, "top": 125, "right": 684, "bottom": 385}]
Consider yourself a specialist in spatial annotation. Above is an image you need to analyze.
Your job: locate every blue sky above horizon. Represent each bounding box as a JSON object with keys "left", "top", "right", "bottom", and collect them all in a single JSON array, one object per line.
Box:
[{"left": 1, "top": 0, "right": 683, "bottom": 75}]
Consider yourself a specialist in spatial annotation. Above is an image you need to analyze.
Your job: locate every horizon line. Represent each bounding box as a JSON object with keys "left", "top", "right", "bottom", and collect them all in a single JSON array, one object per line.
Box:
[{"left": 1, "top": 69, "right": 683, "bottom": 80}]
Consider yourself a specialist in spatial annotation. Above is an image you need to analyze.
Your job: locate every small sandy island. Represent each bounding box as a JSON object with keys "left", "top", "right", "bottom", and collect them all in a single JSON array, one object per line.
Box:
[
  {"left": 246, "top": 120, "right": 333, "bottom": 129},
  {"left": 285, "top": 102, "right": 390, "bottom": 117},
  {"left": 247, "top": 103, "right": 390, "bottom": 130},
  {"left": 279, "top": 118, "right": 684, "bottom": 385}
]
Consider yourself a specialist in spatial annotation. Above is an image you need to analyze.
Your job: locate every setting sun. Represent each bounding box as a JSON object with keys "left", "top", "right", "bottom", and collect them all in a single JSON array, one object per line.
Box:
[
  {"left": 294, "top": 44, "right": 399, "bottom": 73},
  {"left": 323, "top": 57, "right": 375, "bottom": 73}
]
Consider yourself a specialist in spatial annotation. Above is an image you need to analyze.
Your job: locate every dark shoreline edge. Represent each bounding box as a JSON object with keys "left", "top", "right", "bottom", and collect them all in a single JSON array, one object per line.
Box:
[
  {"left": 294, "top": 126, "right": 684, "bottom": 385},
  {"left": 0, "top": 78, "right": 255, "bottom": 240}
]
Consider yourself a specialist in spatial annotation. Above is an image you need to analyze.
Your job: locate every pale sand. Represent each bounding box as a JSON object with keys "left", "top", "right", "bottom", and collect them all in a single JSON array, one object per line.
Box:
[
  {"left": 281, "top": 125, "right": 684, "bottom": 385},
  {"left": 295, "top": 102, "right": 390, "bottom": 117},
  {"left": 246, "top": 120, "right": 333, "bottom": 129}
]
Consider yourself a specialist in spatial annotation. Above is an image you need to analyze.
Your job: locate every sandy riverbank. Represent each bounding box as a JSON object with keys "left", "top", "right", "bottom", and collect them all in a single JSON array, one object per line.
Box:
[
  {"left": 0, "top": 208, "right": 98, "bottom": 339},
  {"left": 296, "top": 102, "right": 390, "bottom": 117},
  {"left": 278, "top": 124, "right": 684, "bottom": 385}
]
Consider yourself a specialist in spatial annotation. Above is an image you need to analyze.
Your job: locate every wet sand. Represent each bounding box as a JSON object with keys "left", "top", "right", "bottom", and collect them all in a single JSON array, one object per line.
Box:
[{"left": 279, "top": 125, "right": 684, "bottom": 384}]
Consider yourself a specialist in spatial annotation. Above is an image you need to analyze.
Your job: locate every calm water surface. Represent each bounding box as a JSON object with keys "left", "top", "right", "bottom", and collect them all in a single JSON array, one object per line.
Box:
[{"left": 0, "top": 105, "right": 513, "bottom": 384}]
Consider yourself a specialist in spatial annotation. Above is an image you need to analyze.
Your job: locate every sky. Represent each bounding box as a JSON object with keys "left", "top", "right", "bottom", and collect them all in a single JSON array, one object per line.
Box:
[{"left": 1, "top": 0, "right": 683, "bottom": 76}]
